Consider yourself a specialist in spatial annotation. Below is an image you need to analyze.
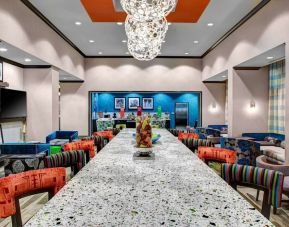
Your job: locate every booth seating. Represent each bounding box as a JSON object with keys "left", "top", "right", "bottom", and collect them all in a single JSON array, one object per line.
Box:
[
  {"left": 44, "top": 150, "right": 86, "bottom": 176},
  {"left": 0, "top": 144, "right": 50, "bottom": 176},
  {"left": 208, "top": 125, "right": 228, "bottom": 134},
  {"left": 256, "top": 155, "right": 289, "bottom": 214},
  {"left": 220, "top": 138, "right": 261, "bottom": 166},
  {"left": 0, "top": 168, "right": 66, "bottom": 227},
  {"left": 198, "top": 147, "right": 236, "bottom": 164},
  {"left": 181, "top": 138, "right": 213, "bottom": 153},
  {"left": 221, "top": 164, "right": 284, "bottom": 219},
  {"left": 63, "top": 140, "right": 95, "bottom": 163},
  {"left": 46, "top": 131, "right": 78, "bottom": 145}
]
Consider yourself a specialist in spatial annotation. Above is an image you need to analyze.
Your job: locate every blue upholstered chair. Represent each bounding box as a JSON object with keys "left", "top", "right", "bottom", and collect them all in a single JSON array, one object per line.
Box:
[
  {"left": 220, "top": 138, "right": 261, "bottom": 166},
  {"left": 46, "top": 131, "right": 78, "bottom": 145}
]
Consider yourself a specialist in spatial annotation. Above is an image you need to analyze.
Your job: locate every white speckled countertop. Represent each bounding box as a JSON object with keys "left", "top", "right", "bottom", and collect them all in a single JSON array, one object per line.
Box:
[{"left": 25, "top": 129, "right": 273, "bottom": 227}]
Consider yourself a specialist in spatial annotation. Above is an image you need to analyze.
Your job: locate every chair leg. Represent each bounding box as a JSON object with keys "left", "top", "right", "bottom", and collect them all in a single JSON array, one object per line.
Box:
[
  {"left": 261, "top": 190, "right": 271, "bottom": 220},
  {"left": 11, "top": 198, "right": 22, "bottom": 227},
  {"left": 256, "top": 189, "right": 260, "bottom": 201},
  {"left": 273, "top": 207, "right": 277, "bottom": 214}
]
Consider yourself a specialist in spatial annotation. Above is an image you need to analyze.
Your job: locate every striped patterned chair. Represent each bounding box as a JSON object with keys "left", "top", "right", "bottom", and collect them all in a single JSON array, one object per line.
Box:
[
  {"left": 198, "top": 147, "right": 237, "bottom": 164},
  {"left": 63, "top": 140, "right": 95, "bottom": 163},
  {"left": 182, "top": 138, "right": 213, "bottom": 153},
  {"left": 178, "top": 132, "right": 199, "bottom": 141},
  {"left": 44, "top": 150, "right": 86, "bottom": 176},
  {"left": 0, "top": 168, "right": 66, "bottom": 227},
  {"left": 168, "top": 129, "right": 184, "bottom": 137},
  {"left": 221, "top": 164, "right": 284, "bottom": 219}
]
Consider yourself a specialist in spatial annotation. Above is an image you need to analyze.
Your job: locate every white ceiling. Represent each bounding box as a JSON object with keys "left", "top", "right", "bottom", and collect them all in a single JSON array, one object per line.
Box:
[
  {"left": 235, "top": 44, "right": 285, "bottom": 68},
  {"left": 0, "top": 41, "right": 80, "bottom": 81},
  {"left": 28, "top": 0, "right": 263, "bottom": 57}
]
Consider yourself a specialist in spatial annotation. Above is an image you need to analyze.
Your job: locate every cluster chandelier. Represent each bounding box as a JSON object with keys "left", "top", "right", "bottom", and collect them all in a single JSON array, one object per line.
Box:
[{"left": 121, "top": 0, "right": 176, "bottom": 61}]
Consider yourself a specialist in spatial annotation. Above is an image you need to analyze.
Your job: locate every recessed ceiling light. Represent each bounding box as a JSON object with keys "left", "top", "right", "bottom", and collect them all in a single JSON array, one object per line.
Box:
[
  {"left": 75, "top": 21, "right": 82, "bottom": 26},
  {"left": 98, "top": 52, "right": 103, "bottom": 55},
  {"left": 162, "top": 40, "right": 166, "bottom": 43},
  {"left": 207, "top": 23, "right": 214, "bottom": 27},
  {"left": 267, "top": 56, "right": 274, "bottom": 60},
  {"left": 117, "top": 22, "right": 123, "bottom": 25},
  {"left": 222, "top": 75, "right": 227, "bottom": 78},
  {"left": 168, "top": 22, "right": 172, "bottom": 26},
  {"left": 125, "top": 52, "right": 130, "bottom": 55},
  {"left": 185, "top": 52, "right": 189, "bottom": 55},
  {"left": 0, "top": 48, "right": 8, "bottom": 52},
  {"left": 193, "top": 40, "right": 199, "bottom": 44},
  {"left": 122, "top": 40, "right": 127, "bottom": 43},
  {"left": 24, "top": 58, "right": 31, "bottom": 62},
  {"left": 89, "top": 40, "right": 95, "bottom": 43},
  {"left": 63, "top": 77, "right": 67, "bottom": 80}
]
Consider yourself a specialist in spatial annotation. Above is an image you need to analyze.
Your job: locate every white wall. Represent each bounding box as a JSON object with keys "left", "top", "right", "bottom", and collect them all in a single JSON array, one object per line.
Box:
[
  {"left": 0, "top": 0, "right": 84, "bottom": 79},
  {"left": 2, "top": 62, "right": 24, "bottom": 90},
  {"left": 60, "top": 58, "right": 226, "bottom": 135},
  {"left": 24, "top": 68, "right": 59, "bottom": 142},
  {"left": 228, "top": 68, "right": 269, "bottom": 137}
]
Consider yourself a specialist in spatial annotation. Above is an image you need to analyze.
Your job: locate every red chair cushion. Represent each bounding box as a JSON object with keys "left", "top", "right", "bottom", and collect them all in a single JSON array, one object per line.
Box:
[{"left": 198, "top": 147, "right": 236, "bottom": 164}]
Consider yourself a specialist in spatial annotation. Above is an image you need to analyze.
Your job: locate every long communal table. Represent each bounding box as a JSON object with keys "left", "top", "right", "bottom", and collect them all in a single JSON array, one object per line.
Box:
[{"left": 26, "top": 129, "right": 272, "bottom": 226}]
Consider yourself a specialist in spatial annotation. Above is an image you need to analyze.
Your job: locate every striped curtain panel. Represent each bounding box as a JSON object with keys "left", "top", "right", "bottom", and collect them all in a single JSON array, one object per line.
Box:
[{"left": 268, "top": 60, "right": 285, "bottom": 134}]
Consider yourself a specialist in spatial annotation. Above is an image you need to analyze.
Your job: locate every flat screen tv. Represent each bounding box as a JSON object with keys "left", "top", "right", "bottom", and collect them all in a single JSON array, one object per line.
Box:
[{"left": 0, "top": 88, "right": 27, "bottom": 120}]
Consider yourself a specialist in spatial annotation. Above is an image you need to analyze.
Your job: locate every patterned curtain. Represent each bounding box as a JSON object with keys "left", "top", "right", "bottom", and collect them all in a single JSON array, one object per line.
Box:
[{"left": 268, "top": 60, "right": 285, "bottom": 134}]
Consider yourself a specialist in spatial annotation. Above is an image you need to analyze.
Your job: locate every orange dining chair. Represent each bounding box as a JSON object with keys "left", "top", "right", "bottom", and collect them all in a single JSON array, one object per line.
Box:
[
  {"left": 0, "top": 168, "right": 66, "bottom": 227},
  {"left": 178, "top": 132, "right": 199, "bottom": 141},
  {"left": 63, "top": 140, "right": 95, "bottom": 162},
  {"left": 198, "top": 147, "right": 237, "bottom": 165}
]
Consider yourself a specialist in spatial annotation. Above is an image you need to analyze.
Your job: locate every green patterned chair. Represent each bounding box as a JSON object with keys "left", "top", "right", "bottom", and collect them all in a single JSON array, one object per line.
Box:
[
  {"left": 181, "top": 138, "right": 213, "bottom": 153},
  {"left": 221, "top": 163, "right": 284, "bottom": 219}
]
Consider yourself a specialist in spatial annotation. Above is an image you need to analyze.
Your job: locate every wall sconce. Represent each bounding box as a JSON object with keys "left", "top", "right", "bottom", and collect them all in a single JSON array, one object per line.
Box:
[
  {"left": 212, "top": 102, "right": 217, "bottom": 109},
  {"left": 250, "top": 100, "right": 256, "bottom": 108}
]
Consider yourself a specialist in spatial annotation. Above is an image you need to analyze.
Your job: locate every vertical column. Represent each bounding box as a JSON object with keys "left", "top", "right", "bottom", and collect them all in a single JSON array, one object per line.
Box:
[
  {"left": 285, "top": 44, "right": 289, "bottom": 163},
  {"left": 23, "top": 68, "right": 59, "bottom": 142}
]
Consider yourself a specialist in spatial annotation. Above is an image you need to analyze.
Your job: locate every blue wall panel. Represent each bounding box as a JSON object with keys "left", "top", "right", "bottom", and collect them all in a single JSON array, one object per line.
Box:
[{"left": 91, "top": 92, "right": 201, "bottom": 128}]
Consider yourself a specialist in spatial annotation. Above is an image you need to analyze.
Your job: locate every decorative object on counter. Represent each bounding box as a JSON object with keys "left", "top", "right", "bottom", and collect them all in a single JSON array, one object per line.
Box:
[
  {"left": 113, "top": 113, "right": 117, "bottom": 118},
  {"left": 133, "top": 133, "right": 161, "bottom": 144},
  {"left": 0, "top": 168, "right": 66, "bottom": 227},
  {"left": 157, "top": 106, "right": 162, "bottom": 118},
  {"left": 142, "top": 97, "right": 154, "bottom": 110},
  {"left": 137, "top": 106, "right": 142, "bottom": 116},
  {"left": 128, "top": 97, "right": 140, "bottom": 109},
  {"left": 120, "top": 107, "right": 125, "bottom": 119},
  {"left": 114, "top": 97, "right": 126, "bottom": 110},
  {"left": 136, "top": 116, "right": 152, "bottom": 148}
]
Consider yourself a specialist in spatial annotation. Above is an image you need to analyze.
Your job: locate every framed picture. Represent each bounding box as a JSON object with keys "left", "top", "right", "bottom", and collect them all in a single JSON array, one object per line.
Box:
[
  {"left": 142, "top": 97, "right": 154, "bottom": 110},
  {"left": 128, "top": 97, "right": 140, "bottom": 110},
  {"left": 114, "top": 97, "right": 126, "bottom": 110},
  {"left": 0, "top": 61, "right": 3, "bottom": 82}
]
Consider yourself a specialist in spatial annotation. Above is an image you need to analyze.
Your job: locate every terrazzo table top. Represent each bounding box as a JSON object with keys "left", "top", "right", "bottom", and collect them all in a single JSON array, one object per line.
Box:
[{"left": 26, "top": 129, "right": 273, "bottom": 227}]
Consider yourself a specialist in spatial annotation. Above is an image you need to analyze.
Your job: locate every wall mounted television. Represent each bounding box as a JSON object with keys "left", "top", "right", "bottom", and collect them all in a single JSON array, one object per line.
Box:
[{"left": 0, "top": 88, "right": 27, "bottom": 120}]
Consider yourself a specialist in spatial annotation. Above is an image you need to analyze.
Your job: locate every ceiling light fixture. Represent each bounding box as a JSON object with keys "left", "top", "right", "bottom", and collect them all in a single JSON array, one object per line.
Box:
[
  {"left": 267, "top": 56, "right": 274, "bottom": 60},
  {"left": 89, "top": 40, "right": 95, "bottom": 43},
  {"left": 168, "top": 22, "right": 172, "bottom": 26},
  {"left": 75, "top": 21, "right": 82, "bottom": 26},
  {"left": 193, "top": 40, "right": 199, "bottom": 44},
  {"left": 117, "top": 22, "right": 123, "bottom": 25},
  {"left": 222, "top": 75, "right": 227, "bottom": 78},
  {"left": 0, "top": 48, "right": 8, "bottom": 52},
  {"left": 207, "top": 23, "right": 214, "bottom": 27},
  {"left": 122, "top": 40, "right": 127, "bottom": 43},
  {"left": 98, "top": 52, "right": 103, "bottom": 55},
  {"left": 125, "top": 52, "right": 130, "bottom": 55},
  {"left": 121, "top": 0, "right": 176, "bottom": 61},
  {"left": 185, "top": 52, "right": 189, "bottom": 55},
  {"left": 24, "top": 58, "right": 31, "bottom": 62}
]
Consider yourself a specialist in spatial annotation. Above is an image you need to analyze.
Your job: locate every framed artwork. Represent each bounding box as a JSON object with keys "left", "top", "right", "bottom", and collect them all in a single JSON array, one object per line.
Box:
[
  {"left": 114, "top": 97, "right": 126, "bottom": 110},
  {"left": 128, "top": 97, "right": 140, "bottom": 110},
  {"left": 0, "top": 61, "right": 3, "bottom": 82},
  {"left": 142, "top": 97, "right": 154, "bottom": 110}
]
